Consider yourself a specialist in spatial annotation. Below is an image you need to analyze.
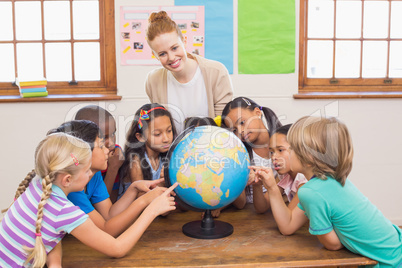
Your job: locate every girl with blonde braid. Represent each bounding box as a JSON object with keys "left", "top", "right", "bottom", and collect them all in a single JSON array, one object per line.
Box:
[{"left": 0, "top": 133, "right": 177, "bottom": 268}]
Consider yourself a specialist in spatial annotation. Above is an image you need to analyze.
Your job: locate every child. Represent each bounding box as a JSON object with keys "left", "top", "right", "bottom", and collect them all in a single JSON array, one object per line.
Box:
[
  {"left": 48, "top": 120, "right": 167, "bottom": 237},
  {"left": 251, "top": 116, "right": 402, "bottom": 267},
  {"left": 183, "top": 116, "right": 217, "bottom": 129},
  {"left": 269, "top": 124, "right": 307, "bottom": 210},
  {"left": 0, "top": 133, "right": 177, "bottom": 268},
  {"left": 145, "top": 11, "right": 233, "bottom": 133},
  {"left": 221, "top": 97, "right": 282, "bottom": 213},
  {"left": 75, "top": 105, "right": 123, "bottom": 203},
  {"left": 118, "top": 104, "right": 176, "bottom": 199}
]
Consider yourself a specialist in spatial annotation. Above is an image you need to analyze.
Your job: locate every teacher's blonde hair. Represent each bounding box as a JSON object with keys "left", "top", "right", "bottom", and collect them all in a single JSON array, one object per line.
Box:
[{"left": 287, "top": 116, "right": 353, "bottom": 186}]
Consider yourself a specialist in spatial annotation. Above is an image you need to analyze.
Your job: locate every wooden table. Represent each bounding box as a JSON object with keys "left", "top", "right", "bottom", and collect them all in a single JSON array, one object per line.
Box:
[{"left": 62, "top": 205, "right": 377, "bottom": 267}]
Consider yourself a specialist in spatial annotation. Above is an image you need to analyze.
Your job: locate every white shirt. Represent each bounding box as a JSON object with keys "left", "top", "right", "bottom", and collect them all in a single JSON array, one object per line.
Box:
[{"left": 167, "top": 66, "right": 208, "bottom": 133}]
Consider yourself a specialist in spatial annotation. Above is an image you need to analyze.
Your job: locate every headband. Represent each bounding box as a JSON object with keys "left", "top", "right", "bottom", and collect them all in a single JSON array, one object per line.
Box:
[{"left": 138, "top": 107, "right": 166, "bottom": 129}]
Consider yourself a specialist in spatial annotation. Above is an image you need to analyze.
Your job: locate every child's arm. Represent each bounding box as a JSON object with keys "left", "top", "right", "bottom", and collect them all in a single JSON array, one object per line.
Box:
[
  {"left": 317, "top": 230, "right": 344, "bottom": 251},
  {"left": 104, "top": 147, "right": 124, "bottom": 202},
  {"left": 104, "top": 147, "right": 124, "bottom": 193},
  {"left": 46, "top": 241, "right": 62, "bottom": 268},
  {"left": 108, "top": 179, "right": 164, "bottom": 218},
  {"left": 251, "top": 166, "right": 308, "bottom": 235},
  {"left": 90, "top": 186, "right": 167, "bottom": 237},
  {"left": 232, "top": 190, "right": 246, "bottom": 209},
  {"left": 248, "top": 169, "right": 271, "bottom": 213},
  {"left": 70, "top": 184, "right": 177, "bottom": 258},
  {"left": 252, "top": 183, "right": 271, "bottom": 213},
  {"left": 287, "top": 192, "right": 300, "bottom": 210},
  {"left": 287, "top": 183, "right": 306, "bottom": 210}
]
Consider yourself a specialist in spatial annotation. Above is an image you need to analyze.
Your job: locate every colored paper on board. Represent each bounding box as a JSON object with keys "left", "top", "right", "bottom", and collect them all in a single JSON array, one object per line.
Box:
[
  {"left": 238, "top": 0, "right": 295, "bottom": 74},
  {"left": 175, "top": 0, "right": 233, "bottom": 74},
  {"left": 120, "top": 6, "right": 205, "bottom": 65}
]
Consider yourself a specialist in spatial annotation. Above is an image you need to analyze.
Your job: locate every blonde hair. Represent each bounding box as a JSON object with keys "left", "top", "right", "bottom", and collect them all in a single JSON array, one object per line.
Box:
[
  {"left": 146, "top": 11, "right": 183, "bottom": 44},
  {"left": 9, "top": 133, "right": 91, "bottom": 267},
  {"left": 287, "top": 116, "right": 353, "bottom": 186}
]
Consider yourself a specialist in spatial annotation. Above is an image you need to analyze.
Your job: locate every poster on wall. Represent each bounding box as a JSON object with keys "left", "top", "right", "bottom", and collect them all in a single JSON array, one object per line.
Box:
[
  {"left": 238, "top": 0, "right": 295, "bottom": 74},
  {"left": 175, "top": 0, "right": 233, "bottom": 74},
  {"left": 120, "top": 6, "right": 205, "bottom": 65}
]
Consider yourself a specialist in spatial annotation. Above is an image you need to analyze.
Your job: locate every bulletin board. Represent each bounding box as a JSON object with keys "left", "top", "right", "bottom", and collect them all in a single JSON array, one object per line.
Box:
[{"left": 120, "top": 6, "right": 205, "bottom": 65}]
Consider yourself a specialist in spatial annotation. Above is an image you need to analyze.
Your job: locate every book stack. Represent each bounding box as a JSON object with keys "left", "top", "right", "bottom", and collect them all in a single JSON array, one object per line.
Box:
[{"left": 16, "top": 77, "right": 48, "bottom": 98}]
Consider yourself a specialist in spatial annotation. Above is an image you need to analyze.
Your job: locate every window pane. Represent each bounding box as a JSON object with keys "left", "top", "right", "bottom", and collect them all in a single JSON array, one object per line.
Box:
[
  {"left": 73, "top": 1, "right": 99, "bottom": 40},
  {"left": 16, "top": 43, "right": 44, "bottom": 79},
  {"left": 0, "top": 2, "right": 13, "bottom": 41},
  {"left": 45, "top": 43, "right": 72, "bottom": 81},
  {"left": 390, "top": 2, "right": 402, "bottom": 38},
  {"left": 363, "top": 1, "right": 389, "bottom": 39},
  {"left": 44, "top": 1, "right": 71, "bottom": 40},
  {"left": 307, "top": 40, "right": 333, "bottom": 78},
  {"left": 15, "top": 2, "right": 42, "bottom": 41},
  {"left": 389, "top": 41, "right": 402, "bottom": 78},
  {"left": 335, "top": 41, "right": 360, "bottom": 78},
  {"left": 362, "top": 41, "right": 387, "bottom": 78},
  {"left": 74, "top": 42, "right": 100, "bottom": 81},
  {"left": 0, "top": 44, "right": 15, "bottom": 82},
  {"left": 307, "top": 0, "right": 334, "bottom": 38},
  {"left": 336, "top": 1, "right": 362, "bottom": 38}
]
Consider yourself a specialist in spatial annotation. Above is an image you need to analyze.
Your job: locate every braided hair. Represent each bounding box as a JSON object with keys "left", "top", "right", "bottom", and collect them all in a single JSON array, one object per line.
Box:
[{"left": 4, "top": 133, "right": 92, "bottom": 267}]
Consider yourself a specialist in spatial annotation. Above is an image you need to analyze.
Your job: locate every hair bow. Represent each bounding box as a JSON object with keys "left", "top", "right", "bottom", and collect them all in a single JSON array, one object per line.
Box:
[
  {"left": 137, "top": 107, "right": 167, "bottom": 129},
  {"left": 138, "top": 109, "right": 150, "bottom": 129}
]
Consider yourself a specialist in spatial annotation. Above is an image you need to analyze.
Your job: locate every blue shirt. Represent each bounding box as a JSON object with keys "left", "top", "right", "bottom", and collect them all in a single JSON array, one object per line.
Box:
[
  {"left": 298, "top": 176, "right": 402, "bottom": 267},
  {"left": 68, "top": 171, "right": 109, "bottom": 214}
]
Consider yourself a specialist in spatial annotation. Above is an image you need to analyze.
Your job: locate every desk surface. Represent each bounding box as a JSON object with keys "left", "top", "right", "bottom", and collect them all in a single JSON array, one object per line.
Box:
[{"left": 62, "top": 205, "right": 377, "bottom": 267}]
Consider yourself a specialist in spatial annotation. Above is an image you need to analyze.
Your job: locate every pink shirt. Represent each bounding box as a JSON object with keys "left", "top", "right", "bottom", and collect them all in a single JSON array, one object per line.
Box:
[{"left": 277, "top": 173, "right": 307, "bottom": 202}]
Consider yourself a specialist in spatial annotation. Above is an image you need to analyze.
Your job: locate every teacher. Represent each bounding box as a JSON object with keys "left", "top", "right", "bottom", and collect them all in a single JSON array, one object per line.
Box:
[{"left": 145, "top": 11, "right": 233, "bottom": 133}]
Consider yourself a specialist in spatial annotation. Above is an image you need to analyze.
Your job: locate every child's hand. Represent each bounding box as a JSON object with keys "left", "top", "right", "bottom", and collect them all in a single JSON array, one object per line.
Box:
[
  {"left": 247, "top": 169, "right": 257, "bottom": 186},
  {"left": 133, "top": 178, "right": 165, "bottom": 193},
  {"left": 108, "top": 147, "right": 124, "bottom": 170},
  {"left": 159, "top": 167, "right": 164, "bottom": 179},
  {"left": 147, "top": 183, "right": 178, "bottom": 216},
  {"left": 249, "top": 166, "right": 276, "bottom": 189}
]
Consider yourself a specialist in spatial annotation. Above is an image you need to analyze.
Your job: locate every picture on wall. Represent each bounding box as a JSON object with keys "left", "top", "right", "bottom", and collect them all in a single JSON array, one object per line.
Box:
[{"left": 120, "top": 6, "right": 205, "bottom": 65}]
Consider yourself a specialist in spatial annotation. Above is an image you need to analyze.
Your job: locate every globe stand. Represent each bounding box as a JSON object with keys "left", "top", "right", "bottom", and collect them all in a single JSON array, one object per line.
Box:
[{"left": 182, "top": 209, "right": 233, "bottom": 239}]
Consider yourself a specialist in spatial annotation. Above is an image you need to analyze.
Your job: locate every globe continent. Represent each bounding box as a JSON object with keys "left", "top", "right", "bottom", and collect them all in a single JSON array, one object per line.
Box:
[{"left": 168, "top": 126, "right": 250, "bottom": 210}]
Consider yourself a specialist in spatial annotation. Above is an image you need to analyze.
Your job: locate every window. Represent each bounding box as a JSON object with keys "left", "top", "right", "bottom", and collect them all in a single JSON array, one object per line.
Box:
[
  {"left": 0, "top": 0, "right": 118, "bottom": 100},
  {"left": 298, "top": 0, "right": 402, "bottom": 98}
]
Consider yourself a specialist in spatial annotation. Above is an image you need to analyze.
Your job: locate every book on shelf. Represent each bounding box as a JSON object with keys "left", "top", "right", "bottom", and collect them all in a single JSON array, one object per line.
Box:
[
  {"left": 20, "top": 91, "right": 48, "bottom": 98},
  {"left": 19, "top": 87, "right": 47, "bottom": 93},
  {"left": 15, "top": 77, "right": 47, "bottom": 87}
]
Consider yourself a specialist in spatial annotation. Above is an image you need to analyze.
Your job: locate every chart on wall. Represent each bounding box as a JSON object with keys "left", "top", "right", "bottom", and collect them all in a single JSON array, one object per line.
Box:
[{"left": 120, "top": 6, "right": 205, "bottom": 65}]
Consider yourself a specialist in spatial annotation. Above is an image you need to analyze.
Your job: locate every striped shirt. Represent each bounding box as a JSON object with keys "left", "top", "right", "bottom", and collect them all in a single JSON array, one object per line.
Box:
[{"left": 0, "top": 176, "right": 88, "bottom": 267}]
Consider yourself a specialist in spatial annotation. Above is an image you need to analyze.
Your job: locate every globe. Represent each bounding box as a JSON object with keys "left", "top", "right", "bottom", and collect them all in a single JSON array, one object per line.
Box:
[{"left": 165, "top": 125, "right": 250, "bottom": 239}]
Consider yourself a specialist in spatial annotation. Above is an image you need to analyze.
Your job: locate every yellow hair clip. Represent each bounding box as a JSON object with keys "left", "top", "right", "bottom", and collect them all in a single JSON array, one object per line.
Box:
[{"left": 214, "top": 116, "right": 222, "bottom": 127}]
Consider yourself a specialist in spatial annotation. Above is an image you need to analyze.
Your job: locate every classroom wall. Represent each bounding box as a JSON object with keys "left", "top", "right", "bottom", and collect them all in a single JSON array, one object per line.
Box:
[{"left": 1, "top": 0, "right": 402, "bottom": 224}]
